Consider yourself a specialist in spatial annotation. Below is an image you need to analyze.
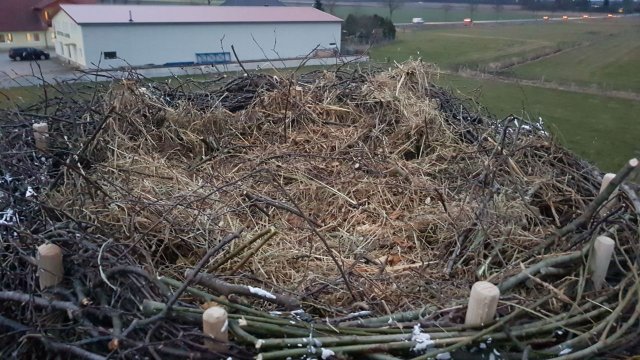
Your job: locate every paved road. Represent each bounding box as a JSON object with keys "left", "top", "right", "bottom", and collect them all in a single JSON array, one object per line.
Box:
[
  {"left": 0, "top": 52, "right": 77, "bottom": 88},
  {"left": 397, "top": 14, "right": 631, "bottom": 26}
]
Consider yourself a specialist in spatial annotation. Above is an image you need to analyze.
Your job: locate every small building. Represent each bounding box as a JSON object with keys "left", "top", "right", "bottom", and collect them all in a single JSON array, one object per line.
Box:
[
  {"left": 52, "top": 4, "right": 342, "bottom": 69},
  {"left": 1, "top": 0, "right": 52, "bottom": 50},
  {"left": 0, "top": 0, "right": 94, "bottom": 50}
]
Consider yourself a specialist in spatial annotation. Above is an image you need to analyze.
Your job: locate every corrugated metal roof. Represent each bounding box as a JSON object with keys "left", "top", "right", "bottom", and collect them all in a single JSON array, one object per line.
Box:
[{"left": 59, "top": 4, "right": 342, "bottom": 25}]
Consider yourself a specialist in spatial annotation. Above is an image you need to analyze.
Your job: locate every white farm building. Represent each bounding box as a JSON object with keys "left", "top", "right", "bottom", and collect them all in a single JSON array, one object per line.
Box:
[{"left": 52, "top": 4, "right": 342, "bottom": 68}]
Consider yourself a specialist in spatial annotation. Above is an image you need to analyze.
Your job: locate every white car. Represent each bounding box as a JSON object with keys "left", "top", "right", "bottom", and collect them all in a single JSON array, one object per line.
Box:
[{"left": 412, "top": 17, "right": 425, "bottom": 24}]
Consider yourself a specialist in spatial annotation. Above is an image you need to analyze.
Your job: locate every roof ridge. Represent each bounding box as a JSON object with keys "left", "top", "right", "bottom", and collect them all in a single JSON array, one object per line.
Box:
[{"left": 59, "top": 4, "right": 343, "bottom": 24}]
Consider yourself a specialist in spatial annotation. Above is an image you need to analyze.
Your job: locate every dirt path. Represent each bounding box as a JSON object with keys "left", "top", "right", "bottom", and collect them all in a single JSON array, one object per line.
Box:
[{"left": 443, "top": 69, "right": 640, "bottom": 101}]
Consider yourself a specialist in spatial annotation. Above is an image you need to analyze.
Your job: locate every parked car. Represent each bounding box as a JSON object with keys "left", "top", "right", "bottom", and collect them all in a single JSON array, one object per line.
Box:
[{"left": 9, "top": 47, "right": 50, "bottom": 61}]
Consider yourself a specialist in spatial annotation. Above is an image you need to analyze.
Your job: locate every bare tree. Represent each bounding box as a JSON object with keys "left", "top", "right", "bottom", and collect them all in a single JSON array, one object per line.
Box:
[
  {"left": 494, "top": 1, "right": 504, "bottom": 17},
  {"left": 325, "top": 0, "right": 338, "bottom": 14},
  {"left": 442, "top": 4, "right": 453, "bottom": 21},
  {"left": 469, "top": 1, "right": 479, "bottom": 18},
  {"left": 386, "top": 0, "right": 404, "bottom": 20}
]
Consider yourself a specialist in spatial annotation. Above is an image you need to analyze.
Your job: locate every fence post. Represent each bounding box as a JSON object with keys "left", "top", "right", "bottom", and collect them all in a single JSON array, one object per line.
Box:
[
  {"left": 465, "top": 281, "right": 500, "bottom": 327},
  {"left": 37, "top": 243, "right": 63, "bottom": 289},
  {"left": 599, "top": 173, "right": 618, "bottom": 213},
  {"left": 590, "top": 236, "right": 615, "bottom": 290},
  {"left": 33, "top": 122, "right": 49, "bottom": 152},
  {"left": 203, "top": 306, "right": 228, "bottom": 350}
]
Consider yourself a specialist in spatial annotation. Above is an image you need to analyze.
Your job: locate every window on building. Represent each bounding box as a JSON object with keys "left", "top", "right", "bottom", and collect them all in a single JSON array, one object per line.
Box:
[
  {"left": 0, "top": 33, "right": 13, "bottom": 43},
  {"left": 104, "top": 51, "right": 117, "bottom": 59},
  {"left": 27, "top": 33, "right": 41, "bottom": 42}
]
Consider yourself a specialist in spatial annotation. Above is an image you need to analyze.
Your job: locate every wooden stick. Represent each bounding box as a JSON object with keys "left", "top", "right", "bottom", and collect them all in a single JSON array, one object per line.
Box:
[
  {"left": 0, "top": 291, "right": 78, "bottom": 312},
  {"left": 32, "top": 122, "right": 49, "bottom": 152},
  {"left": 208, "top": 227, "right": 275, "bottom": 273},
  {"left": 37, "top": 243, "right": 64, "bottom": 289},
  {"left": 499, "top": 249, "right": 586, "bottom": 293},
  {"left": 229, "top": 230, "right": 277, "bottom": 275},
  {"left": 464, "top": 281, "right": 500, "bottom": 327},
  {"left": 203, "top": 306, "right": 228, "bottom": 351},
  {"left": 590, "top": 236, "right": 615, "bottom": 290},
  {"left": 186, "top": 270, "right": 300, "bottom": 310}
]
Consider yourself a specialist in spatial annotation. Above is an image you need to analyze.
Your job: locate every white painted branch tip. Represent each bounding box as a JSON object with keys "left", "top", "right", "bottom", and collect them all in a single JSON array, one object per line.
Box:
[
  {"left": 203, "top": 306, "right": 228, "bottom": 350},
  {"left": 590, "top": 236, "right": 615, "bottom": 290},
  {"left": 37, "top": 243, "right": 64, "bottom": 290},
  {"left": 599, "top": 173, "right": 619, "bottom": 213},
  {"left": 599, "top": 173, "right": 616, "bottom": 194},
  {"left": 465, "top": 281, "right": 500, "bottom": 327}
]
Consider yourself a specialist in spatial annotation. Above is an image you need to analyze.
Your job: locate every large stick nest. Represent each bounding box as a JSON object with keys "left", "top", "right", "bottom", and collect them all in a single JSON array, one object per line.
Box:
[{"left": 1, "top": 61, "right": 639, "bottom": 359}]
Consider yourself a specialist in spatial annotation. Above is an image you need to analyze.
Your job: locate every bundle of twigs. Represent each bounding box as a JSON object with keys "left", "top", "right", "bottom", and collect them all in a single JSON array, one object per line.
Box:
[{"left": 1, "top": 61, "right": 639, "bottom": 359}]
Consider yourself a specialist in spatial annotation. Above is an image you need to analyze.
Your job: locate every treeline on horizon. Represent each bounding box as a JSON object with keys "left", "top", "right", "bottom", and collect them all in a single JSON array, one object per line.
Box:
[{"left": 339, "top": 0, "right": 639, "bottom": 12}]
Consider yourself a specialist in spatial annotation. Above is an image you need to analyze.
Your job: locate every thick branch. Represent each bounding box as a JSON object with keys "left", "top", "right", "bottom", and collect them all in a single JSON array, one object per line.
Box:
[
  {"left": 498, "top": 249, "right": 586, "bottom": 293},
  {"left": 40, "top": 339, "right": 106, "bottom": 360},
  {"left": 187, "top": 271, "right": 300, "bottom": 310},
  {"left": 0, "top": 314, "right": 29, "bottom": 332},
  {"left": 0, "top": 291, "right": 79, "bottom": 312}
]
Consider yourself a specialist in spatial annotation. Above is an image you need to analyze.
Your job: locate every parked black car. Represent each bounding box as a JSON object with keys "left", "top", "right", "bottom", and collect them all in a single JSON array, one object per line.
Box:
[{"left": 9, "top": 47, "right": 50, "bottom": 61}]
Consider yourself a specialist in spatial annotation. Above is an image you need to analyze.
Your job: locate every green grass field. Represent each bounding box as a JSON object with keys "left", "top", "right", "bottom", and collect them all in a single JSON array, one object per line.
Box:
[
  {"left": 371, "top": 20, "right": 636, "bottom": 72},
  {"left": 505, "top": 23, "right": 640, "bottom": 92},
  {"left": 436, "top": 74, "right": 640, "bottom": 171},
  {"left": 0, "top": 86, "right": 43, "bottom": 107},
  {"left": 331, "top": 4, "right": 548, "bottom": 23}
]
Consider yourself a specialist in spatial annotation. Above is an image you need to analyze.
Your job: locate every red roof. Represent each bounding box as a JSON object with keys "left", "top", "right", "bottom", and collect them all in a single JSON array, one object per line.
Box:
[
  {"left": 0, "top": 0, "right": 97, "bottom": 32},
  {"left": 60, "top": 4, "right": 343, "bottom": 24},
  {"left": 0, "top": 0, "right": 47, "bottom": 32},
  {"left": 34, "top": 0, "right": 96, "bottom": 10}
]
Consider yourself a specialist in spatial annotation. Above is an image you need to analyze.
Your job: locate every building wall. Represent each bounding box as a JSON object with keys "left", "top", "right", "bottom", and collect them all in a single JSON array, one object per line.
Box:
[
  {"left": 51, "top": 11, "right": 86, "bottom": 66},
  {"left": 77, "top": 21, "right": 341, "bottom": 68},
  {"left": 0, "top": 30, "right": 52, "bottom": 50}
]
